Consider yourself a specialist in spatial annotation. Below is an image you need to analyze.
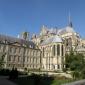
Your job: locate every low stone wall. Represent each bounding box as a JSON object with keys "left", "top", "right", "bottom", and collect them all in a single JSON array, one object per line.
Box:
[
  {"left": 62, "top": 79, "right": 85, "bottom": 85},
  {"left": 28, "top": 71, "right": 72, "bottom": 78}
]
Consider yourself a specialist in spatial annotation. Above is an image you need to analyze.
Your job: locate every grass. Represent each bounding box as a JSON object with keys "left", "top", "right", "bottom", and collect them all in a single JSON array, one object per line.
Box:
[
  {"left": 9, "top": 74, "right": 74, "bottom": 85},
  {"left": 51, "top": 79, "right": 73, "bottom": 85}
]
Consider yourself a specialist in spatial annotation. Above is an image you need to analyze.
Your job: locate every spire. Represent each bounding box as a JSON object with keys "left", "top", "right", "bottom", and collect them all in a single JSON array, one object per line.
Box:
[{"left": 68, "top": 11, "right": 73, "bottom": 27}]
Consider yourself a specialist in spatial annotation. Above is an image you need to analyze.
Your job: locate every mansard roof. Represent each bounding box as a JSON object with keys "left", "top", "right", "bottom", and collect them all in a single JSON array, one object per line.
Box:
[
  {"left": 41, "top": 35, "right": 62, "bottom": 46},
  {"left": 0, "top": 34, "right": 36, "bottom": 48}
]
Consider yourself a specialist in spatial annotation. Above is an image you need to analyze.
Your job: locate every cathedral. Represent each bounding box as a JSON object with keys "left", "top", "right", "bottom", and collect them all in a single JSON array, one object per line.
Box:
[{"left": 31, "top": 18, "right": 85, "bottom": 71}]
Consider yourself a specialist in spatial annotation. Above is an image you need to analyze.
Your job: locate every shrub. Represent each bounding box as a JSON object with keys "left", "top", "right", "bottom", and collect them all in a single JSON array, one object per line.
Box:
[
  {"left": 0, "top": 69, "right": 11, "bottom": 76},
  {"left": 71, "top": 71, "right": 80, "bottom": 80}
]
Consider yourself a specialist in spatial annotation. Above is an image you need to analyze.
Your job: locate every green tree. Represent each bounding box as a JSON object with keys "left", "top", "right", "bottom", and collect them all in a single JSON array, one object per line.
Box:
[
  {"left": 0, "top": 53, "right": 6, "bottom": 69},
  {"left": 71, "top": 71, "right": 80, "bottom": 80},
  {"left": 65, "top": 51, "right": 85, "bottom": 79}
]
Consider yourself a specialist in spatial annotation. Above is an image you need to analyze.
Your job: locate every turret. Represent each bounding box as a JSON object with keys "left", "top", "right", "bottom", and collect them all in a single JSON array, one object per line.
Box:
[{"left": 21, "top": 32, "right": 29, "bottom": 40}]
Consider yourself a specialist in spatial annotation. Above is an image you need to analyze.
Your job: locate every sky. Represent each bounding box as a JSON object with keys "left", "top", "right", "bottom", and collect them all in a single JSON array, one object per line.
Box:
[{"left": 0, "top": 0, "right": 85, "bottom": 38}]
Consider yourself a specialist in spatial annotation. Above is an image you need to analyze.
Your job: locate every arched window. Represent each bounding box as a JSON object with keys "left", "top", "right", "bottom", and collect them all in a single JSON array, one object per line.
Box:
[
  {"left": 66, "top": 38, "right": 72, "bottom": 46},
  {"left": 61, "top": 45, "right": 64, "bottom": 56},
  {"left": 57, "top": 44, "right": 60, "bottom": 56},
  {"left": 52, "top": 45, "right": 55, "bottom": 56}
]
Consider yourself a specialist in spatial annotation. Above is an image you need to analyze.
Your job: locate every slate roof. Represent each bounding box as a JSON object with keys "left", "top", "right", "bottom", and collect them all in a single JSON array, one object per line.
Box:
[
  {"left": 57, "top": 26, "right": 75, "bottom": 35},
  {"left": 0, "top": 34, "right": 36, "bottom": 48},
  {"left": 41, "top": 35, "right": 62, "bottom": 45}
]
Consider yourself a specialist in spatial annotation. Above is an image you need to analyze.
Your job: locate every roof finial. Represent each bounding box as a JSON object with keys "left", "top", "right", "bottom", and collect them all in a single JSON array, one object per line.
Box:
[{"left": 68, "top": 11, "right": 73, "bottom": 27}]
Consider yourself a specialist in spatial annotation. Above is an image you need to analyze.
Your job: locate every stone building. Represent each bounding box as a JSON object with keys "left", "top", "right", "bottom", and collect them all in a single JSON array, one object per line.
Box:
[
  {"left": 0, "top": 17, "right": 85, "bottom": 72},
  {"left": 0, "top": 33, "right": 41, "bottom": 71},
  {"left": 40, "top": 35, "right": 65, "bottom": 71},
  {"left": 31, "top": 20, "right": 85, "bottom": 71}
]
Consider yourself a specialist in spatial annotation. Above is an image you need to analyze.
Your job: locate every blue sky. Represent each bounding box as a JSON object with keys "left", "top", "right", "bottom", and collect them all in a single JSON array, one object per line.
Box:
[{"left": 0, "top": 0, "right": 85, "bottom": 38}]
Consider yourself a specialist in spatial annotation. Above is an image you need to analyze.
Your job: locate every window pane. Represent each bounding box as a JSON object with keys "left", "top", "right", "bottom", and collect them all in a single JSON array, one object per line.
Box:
[{"left": 52, "top": 45, "right": 55, "bottom": 56}]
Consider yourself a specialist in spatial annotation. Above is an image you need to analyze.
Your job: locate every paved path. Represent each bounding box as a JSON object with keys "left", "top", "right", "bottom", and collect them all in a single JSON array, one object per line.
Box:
[
  {"left": 62, "top": 79, "right": 85, "bottom": 85},
  {"left": 0, "top": 76, "right": 17, "bottom": 85}
]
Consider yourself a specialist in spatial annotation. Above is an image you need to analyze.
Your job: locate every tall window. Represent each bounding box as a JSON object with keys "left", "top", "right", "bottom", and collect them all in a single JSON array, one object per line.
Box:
[
  {"left": 18, "top": 56, "right": 20, "bottom": 62},
  {"left": 3, "top": 45, "right": 6, "bottom": 52},
  {"left": 13, "top": 56, "right": 16, "bottom": 62},
  {"left": 52, "top": 45, "right": 55, "bottom": 56},
  {"left": 57, "top": 44, "right": 60, "bottom": 56},
  {"left": 43, "top": 47, "right": 44, "bottom": 57},
  {"left": 10, "top": 47, "right": 12, "bottom": 53},
  {"left": 61, "top": 45, "right": 64, "bottom": 56},
  {"left": 0, "top": 44, "right": 1, "bottom": 51},
  {"left": 57, "top": 64, "right": 60, "bottom": 69},
  {"left": 14, "top": 48, "right": 17, "bottom": 53},
  {"left": 66, "top": 38, "right": 72, "bottom": 46},
  {"left": 9, "top": 56, "right": 11, "bottom": 61}
]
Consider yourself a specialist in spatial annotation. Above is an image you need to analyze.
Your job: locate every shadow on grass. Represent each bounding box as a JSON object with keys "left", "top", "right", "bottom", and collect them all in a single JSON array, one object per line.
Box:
[{"left": 9, "top": 74, "right": 54, "bottom": 85}]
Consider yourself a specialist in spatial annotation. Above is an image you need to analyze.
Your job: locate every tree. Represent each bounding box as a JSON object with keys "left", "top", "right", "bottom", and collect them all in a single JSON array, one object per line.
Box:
[
  {"left": 65, "top": 51, "right": 75, "bottom": 70},
  {"left": 65, "top": 52, "right": 85, "bottom": 71},
  {"left": 71, "top": 71, "right": 80, "bottom": 80},
  {"left": 0, "top": 53, "right": 6, "bottom": 69},
  {"left": 65, "top": 51, "right": 85, "bottom": 79}
]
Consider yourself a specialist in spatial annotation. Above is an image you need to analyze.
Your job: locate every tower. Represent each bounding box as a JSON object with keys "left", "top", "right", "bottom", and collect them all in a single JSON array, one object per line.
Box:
[{"left": 21, "top": 32, "right": 29, "bottom": 40}]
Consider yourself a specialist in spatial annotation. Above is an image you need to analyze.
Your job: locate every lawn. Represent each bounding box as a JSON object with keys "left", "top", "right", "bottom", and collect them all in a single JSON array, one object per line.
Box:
[
  {"left": 51, "top": 79, "right": 73, "bottom": 85},
  {"left": 10, "top": 74, "right": 73, "bottom": 85}
]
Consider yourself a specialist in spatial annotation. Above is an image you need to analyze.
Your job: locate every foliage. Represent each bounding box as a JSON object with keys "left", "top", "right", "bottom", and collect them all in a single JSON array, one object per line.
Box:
[
  {"left": 0, "top": 53, "right": 6, "bottom": 69},
  {"left": 80, "top": 68, "right": 85, "bottom": 79},
  {"left": 51, "top": 79, "right": 73, "bottom": 85},
  {"left": 71, "top": 71, "right": 80, "bottom": 80},
  {"left": 65, "top": 50, "right": 85, "bottom": 79},
  {"left": 10, "top": 74, "right": 73, "bottom": 85},
  {"left": 0, "top": 59, "right": 4, "bottom": 69},
  {"left": 0, "top": 69, "right": 11, "bottom": 76}
]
